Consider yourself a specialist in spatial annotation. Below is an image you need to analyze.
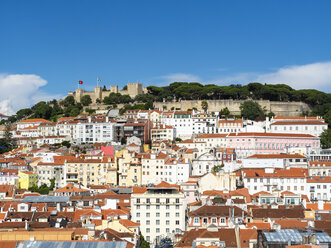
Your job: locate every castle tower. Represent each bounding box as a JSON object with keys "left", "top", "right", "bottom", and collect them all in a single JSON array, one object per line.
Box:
[
  {"left": 75, "top": 89, "right": 84, "bottom": 103},
  {"left": 94, "top": 87, "right": 102, "bottom": 102},
  {"left": 110, "top": 85, "right": 119, "bottom": 93},
  {"left": 127, "top": 83, "right": 144, "bottom": 98}
]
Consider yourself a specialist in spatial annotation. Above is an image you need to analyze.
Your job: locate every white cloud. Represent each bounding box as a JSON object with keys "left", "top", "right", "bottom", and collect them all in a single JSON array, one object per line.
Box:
[
  {"left": 211, "top": 62, "right": 331, "bottom": 91},
  {"left": 256, "top": 62, "right": 331, "bottom": 90},
  {"left": 154, "top": 73, "right": 202, "bottom": 86},
  {"left": 0, "top": 74, "right": 63, "bottom": 116}
]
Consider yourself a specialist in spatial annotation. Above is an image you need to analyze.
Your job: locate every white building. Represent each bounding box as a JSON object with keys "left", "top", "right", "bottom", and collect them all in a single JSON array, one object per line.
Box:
[
  {"left": 161, "top": 111, "right": 194, "bottom": 140},
  {"left": 192, "top": 152, "right": 220, "bottom": 176},
  {"left": 307, "top": 176, "right": 331, "bottom": 201},
  {"left": 16, "top": 118, "right": 51, "bottom": 131},
  {"left": 151, "top": 125, "right": 175, "bottom": 142},
  {"left": 75, "top": 117, "right": 115, "bottom": 144},
  {"left": 270, "top": 116, "right": 328, "bottom": 137},
  {"left": 131, "top": 181, "right": 186, "bottom": 244},
  {"left": 309, "top": 161, "right": 331, "bottom": 176},
  {"left": 141, "top": 153, "right": 191, "bottom": 185},
  {"left": 242, "top": 167, "right": 308, "bottom": 195},
  {"left": 241, "top": 154, "right": 308, "bottom": 169},
  {"left": 198, "top": 172, "right": 237, "bottom": 193},
  {"left": 36, "top": 161, "right": 66, "bottom": 188}
]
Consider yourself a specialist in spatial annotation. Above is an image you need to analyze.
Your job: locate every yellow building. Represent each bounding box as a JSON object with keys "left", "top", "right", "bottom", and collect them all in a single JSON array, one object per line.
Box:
[
  {"left": 116, "top": 149, "right": 142, "bottom": 187},
  {"left": 65, "top": 157, "right": 117, "bottom": 187},
  {"left": 18, "top": 171, "right": 38, "bottom": 189}
]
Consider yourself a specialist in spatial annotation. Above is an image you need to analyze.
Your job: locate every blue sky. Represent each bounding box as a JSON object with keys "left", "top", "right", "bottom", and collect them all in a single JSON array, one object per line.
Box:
[{"left": 0, "top": 1, "right": 331, "bottom": 114}]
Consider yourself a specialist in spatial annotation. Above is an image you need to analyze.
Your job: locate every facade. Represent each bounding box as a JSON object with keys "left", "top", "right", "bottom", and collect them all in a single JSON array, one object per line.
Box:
[
  {"left": 131, "top": 182, "right": 186, "bottom": 243},
  {"left": 227, "top": 132, "right": 320, "bottom": 159},
  {"left": 18, "top": 171, "right": 37, "bottom": 189},
  {"left": 187, "top": 205, "right": 248, "bottom": 230},
  {"left": 242, "top": 154, "right": 308, "bottom": 169},
  {"left": 151, "top": 125, "right": 175, "bottom": 142},
  {"left": 75, "top": 118, "right": 115, "bottom": 144},
  {"left": 242, "top": 167, "right": 308, "bottom": 195},
  {"left": 65, "top": 158, "right": 114, "bottom": 187},
  {"left": 192, "top": 152, "right": 220, "bottom": 175},
  {"left": 308, "top": 161, "right": 331, "bottom": 176},
  {"left": 37, "top": 162, "right": 66, "bottom": 188},
  {"left": 198, "top": 172, "right": 237, "bottom": 193},
  {"left": 307, "top": 176, "right": 331, "bottom": 201}
]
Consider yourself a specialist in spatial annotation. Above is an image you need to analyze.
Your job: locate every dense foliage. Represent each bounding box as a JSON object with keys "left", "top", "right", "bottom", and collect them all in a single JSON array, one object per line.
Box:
[
  {"left": 240, "top": 100, "right": 266, "bottom": 120},
  {"left": 146, "top": 82, "right": 331, "bottom": 117},
  {"left": 320, "top": 129, "right": 331, "bottom": 149},
  {"left": 29, "top": 178, "right": 55, "bottom": 195}
]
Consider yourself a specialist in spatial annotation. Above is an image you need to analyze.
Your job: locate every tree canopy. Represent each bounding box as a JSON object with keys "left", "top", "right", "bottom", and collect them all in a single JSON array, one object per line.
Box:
[{"left": 240, "top": 100, "right": 265, "bottom": 120}]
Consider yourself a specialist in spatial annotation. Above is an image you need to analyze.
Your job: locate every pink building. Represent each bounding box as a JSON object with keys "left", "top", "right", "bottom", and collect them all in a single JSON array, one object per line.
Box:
[{"left": 227, "top": 132, "right": 319, "bottom": 159}]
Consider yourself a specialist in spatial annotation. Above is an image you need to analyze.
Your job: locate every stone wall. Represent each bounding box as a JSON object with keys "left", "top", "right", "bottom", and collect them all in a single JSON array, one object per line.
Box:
[{"left": 154, "top": 99, "right": 311, "bottom": 117}]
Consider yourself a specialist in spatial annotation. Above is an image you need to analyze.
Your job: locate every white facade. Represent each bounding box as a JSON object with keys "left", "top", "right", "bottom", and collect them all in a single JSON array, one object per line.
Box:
[
  {"left": 37, "top": 162, "right": 66, "bottom": 188},
  {"left": 242, "top": 168, "right": 307, "bottom": 195},
  {"left": 307, "top": 176, "right": 331, "bottom": 201},
  {"left": 76, "top": 119, "right": 115, "bottom": 144},
  {"left": 192, "top": 152, "right": 220, "bottom": 176},
  {"left": 131, "top": 183, "right": 186, "bottom": 243}
]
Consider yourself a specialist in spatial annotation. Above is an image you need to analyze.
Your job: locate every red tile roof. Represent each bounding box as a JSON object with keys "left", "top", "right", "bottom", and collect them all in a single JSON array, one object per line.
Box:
[{"left": 247, "top": 154, "right": 306, "bottom": 159}]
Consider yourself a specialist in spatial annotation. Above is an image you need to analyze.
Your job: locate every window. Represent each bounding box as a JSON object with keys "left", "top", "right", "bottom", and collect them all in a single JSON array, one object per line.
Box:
[
  {"left": 194, "top": 217, "right": 199, "bottom": 223},
  {"left": 146, "top": 213, "right": 150, "bottom": 217},
  {"left": 176, "top": 199, "right": 180, "bottom": 203},
  {"left": 156, "top": 220, "right": 160, "bottom": 225},
  {"left": 176, "top": 220, "right": 180, "bottom": 225},
  {"left": 146, "top": 220, "right": 150, "bottom": 225},
  {"left": 176, "top": 213, "right": 179, "bottom": 217},
  {"left": 156, "top": 228, "right": 160, "bottom": 233},
  {"left": 146, "top": 228, "right": 150, "bottom": 233},
  {"left": 220, "top": 218, "right": 225, "bottom": 223},
  {"left": 156, "top": 213, "right": 160, "bottom": 217},
  {"left": 176, "top": 205, "right": 179, "bottom": 209},
  {"left": 166, "top": 220, "right": 170, "bottom": 225},
  {"left": 166, "top": 212, "right": 170, "bottom": 217},
  {"left": 136, "top": 213, "right": 140, "bottom": 217}
]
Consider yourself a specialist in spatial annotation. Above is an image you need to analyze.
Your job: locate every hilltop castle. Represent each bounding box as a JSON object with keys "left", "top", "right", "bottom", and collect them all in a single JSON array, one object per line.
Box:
[{"left": 68, "top": 82, "right": 148, "bottom": 103}]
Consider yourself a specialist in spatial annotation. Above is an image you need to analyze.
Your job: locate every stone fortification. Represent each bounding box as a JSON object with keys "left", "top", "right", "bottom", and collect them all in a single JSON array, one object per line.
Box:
[
  {"left": 154, "top": 99, "right": 311, "bottom": 117},
  {"left": 68, "top": 83, "right": 147, "bottom": 103}
]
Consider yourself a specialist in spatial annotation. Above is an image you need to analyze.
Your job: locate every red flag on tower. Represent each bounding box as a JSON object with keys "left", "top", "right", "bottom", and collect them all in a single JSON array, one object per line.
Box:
[{"left": 78, "top": 80, "right": 83, "bottom": 84}]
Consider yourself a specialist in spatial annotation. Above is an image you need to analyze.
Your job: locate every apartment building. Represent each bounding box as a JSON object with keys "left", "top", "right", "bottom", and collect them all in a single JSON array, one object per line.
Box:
[
  {"left": 65, "top": 158, "right": 115, "bottom": 187},
  {"left": 36, "top": 161, "right": 66, "bottom": 188},
  {"left": 151, "top": 125, "right": 175, "bottom": 142},
  {"left": 75, "top": 117, "right": 115, "bottom": 144},
  {"left": 16, "top": 119, "right": 51, "bottom": 131},
  {"left": 123, "top": 119, "right": 152, "bottom": 144},
  {"left": 227, "top": 132, "right": 320, "bottom": 159},
  {"left": 217, "top": 119, "right": 243, "bottom": 133},
  {"left": 307, "top": 176, "right": 331, "bottom": 201},
  {"left": 270, "top": 115, "right": 328, "bottom": 137},
  {"left": 117, "top": 149, "right": 142, "bottom": 187},
  {"left": 242, "top": 154, "right": 308, "bottom": 169},
  {"left": 131, "top": 181, "right": 186, "bottom": 243},
  {"left": 308, "top": 161, "right": 331, "bottom": 176},
  {"left": 242, "top": 167, "right": 308, "bottom": 195}
]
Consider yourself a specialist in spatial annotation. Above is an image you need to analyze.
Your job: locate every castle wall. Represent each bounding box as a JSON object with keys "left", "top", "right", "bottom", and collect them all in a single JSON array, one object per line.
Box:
[{"left": 153, "top": 99, "right": 310, "bottom": 117}]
